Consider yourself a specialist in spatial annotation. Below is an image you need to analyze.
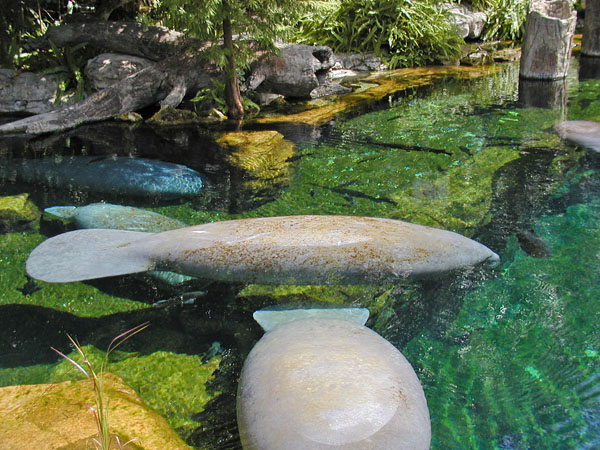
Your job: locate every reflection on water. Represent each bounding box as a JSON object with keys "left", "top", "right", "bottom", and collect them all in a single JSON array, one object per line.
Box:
[{"left": 1, "top": 59, "right": 600, "bottom": 448}]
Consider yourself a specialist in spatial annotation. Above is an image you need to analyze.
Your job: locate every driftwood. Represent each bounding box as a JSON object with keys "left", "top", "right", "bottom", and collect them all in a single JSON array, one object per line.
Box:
[
  {"left": 519, "top": 0, "right": 577, "bottom": 79},
  {"left": 0, "top": 21, "right": 218, "bottom": 135},
  {"left": 582, "top": 0, "right": 600, "bottom": 56},
  {"left": 24, "top": 21, "right": 205, "bottom": 61},
  {"left": 0, "top": 53, "right": 217, "bottom": 135}
]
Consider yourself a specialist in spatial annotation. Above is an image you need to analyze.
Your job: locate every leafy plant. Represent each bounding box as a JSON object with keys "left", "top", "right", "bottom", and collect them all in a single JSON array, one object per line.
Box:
[
  {"left": 296, "top": 0, "right": 463, "bottom": 68},
  {"left": 51, "top": 322, "right": 150, "bottom": 450},
  {"left": 471, "top": 0, "right": 529, "bottom": 41},
  {"left": 40, "top": 40, "right": 89, "bottom": 104}
]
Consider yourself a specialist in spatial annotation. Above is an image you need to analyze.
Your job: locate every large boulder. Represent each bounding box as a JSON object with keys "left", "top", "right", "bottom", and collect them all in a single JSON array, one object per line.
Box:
[
  {"left": 0, "top": 373, "right": 191, "bottom": 450},
  {"left": 442, "top": 3, "right": 487, "bottom": 40},
  {"left": 0, "top": 69, "right": 70, "bottom": 114},
  {"left": 246, "top": 44, "right": 338, "bottom": 99},
  {"left": 84, "top": 52, "right": 154, "bottom": 91}
]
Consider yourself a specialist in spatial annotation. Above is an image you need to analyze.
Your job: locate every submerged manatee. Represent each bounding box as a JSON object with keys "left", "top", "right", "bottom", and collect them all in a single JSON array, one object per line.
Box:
[
  {"left": 26, "top": 215, "right": 499, "bottom": 285},
  {"left": 45, "top": 203, "right": 186, "bottom": 232},
  {"left": 237, "top": 307, "right": 431, "bottom": 449},
  {"left": 45, "top": 202, "right": 193, "bottom": 286},
  {"left": 0, "top": 155, "right": 204, "bottom": 199},
  {"left": 553, "top": 120, "right": 600, "bottom": 152}
]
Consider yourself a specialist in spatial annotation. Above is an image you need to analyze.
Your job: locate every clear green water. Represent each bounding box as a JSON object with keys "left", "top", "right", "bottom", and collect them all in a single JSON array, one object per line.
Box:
[{"left": 1, "top": 59, "right": 600, "bottom": 448}]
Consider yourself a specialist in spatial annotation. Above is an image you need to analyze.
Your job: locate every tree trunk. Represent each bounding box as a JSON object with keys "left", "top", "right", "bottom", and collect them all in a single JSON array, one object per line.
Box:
[
  {"left": 222, "top": 1, "right": 244, "bottom": 120},
  {"left": 519, "top": 0, "right": 577, "bottom": 79},
  {"left": 583, "top": 0, "right": 600, "bottom": 56}
]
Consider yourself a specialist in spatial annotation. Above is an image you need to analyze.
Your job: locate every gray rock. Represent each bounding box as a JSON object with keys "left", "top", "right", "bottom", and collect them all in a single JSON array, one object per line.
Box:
[
  {"left": 310, "top": 81, "right": 352, "bottom": 98},
  {"left": 247, "top": 44, "right": 336, "bottom": 99},
  {"left": 442, "top": 3, "right": 487, "bottom": 40},
  {"left": 84, "top": 53, "right": 154, "bottom": 91},
  {"left": 0, "top": 69, "right": 71, "bottom": 114}
]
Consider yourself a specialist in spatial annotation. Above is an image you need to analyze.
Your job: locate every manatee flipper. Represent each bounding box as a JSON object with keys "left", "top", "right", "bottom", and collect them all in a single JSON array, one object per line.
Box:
[{"left": 26, "top": 229, "right": 155, "bottom": 283}]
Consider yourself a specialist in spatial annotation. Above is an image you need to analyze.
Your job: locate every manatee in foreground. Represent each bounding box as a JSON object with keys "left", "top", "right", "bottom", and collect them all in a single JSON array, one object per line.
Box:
[
  {"left": 0, "top": 155, "right": 204, "bottom": 199},
  {"left": 45, "top": 202, "right": 193, "bottom": 286},
  {"left": 553, "top": 120, "right": 600, "bottom": 152},
  {"left": 237, "top": 307, "right": 431, "bottom": 449},
  {"left": 26, "top": 215, "right": 499, "bottom": 285}
]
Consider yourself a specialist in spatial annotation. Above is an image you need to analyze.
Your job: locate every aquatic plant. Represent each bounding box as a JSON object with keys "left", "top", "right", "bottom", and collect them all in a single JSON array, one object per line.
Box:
[{"left": 51, "top": 322, "right": 150, "bottom": 450}]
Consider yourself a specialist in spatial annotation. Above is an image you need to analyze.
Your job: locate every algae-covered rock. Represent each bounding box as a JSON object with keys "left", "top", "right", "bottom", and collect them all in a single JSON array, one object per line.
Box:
[
  {"left": 146, "top": 106, "right": 200, "bottom": 126},
  {"left": 237, "top": 284, "right": 400, "bottom": 318},
  {"left": 0, "top": 372, "right": 191, "bottom": 450},
  {"left": 49, "top": 346, "right": 222, "bottom": 437},
  {"left": 0, "top": 193, "right": 40, "bottom": 232},
  {"left": 217, "top": 130, "right": 294, "bottom": 208}
]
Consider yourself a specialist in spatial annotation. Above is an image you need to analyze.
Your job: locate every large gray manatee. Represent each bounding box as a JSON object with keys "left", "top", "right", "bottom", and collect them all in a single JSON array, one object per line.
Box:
[
  {"left": 26, "top": 215, "right": 499, "bottom": 285},
  {"left": 553, "top": 120, "right": 600, "bottom": 152},
  {"left": 237, "top": 307, "right": 431, "bottom": 449}
]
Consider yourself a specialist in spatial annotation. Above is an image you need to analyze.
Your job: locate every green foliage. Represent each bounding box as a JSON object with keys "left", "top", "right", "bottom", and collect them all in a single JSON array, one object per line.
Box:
[
  {"left": 471, "top": 0, "right": 530, "bottom": 41},
  {"left": 149, "top": 0, "right": 310, "bottom": 71},
  {"left": 41, "top": 40, "right": 89, "bottom": 104},
  {"left": 0, "top": 0, "right": 70, "bottom": 68},
  {"left": 296, "top": 0, "right": 463, "bottom": 68},
  {"left": 191, "top": 78, "right": 261, "bottom": 116}
]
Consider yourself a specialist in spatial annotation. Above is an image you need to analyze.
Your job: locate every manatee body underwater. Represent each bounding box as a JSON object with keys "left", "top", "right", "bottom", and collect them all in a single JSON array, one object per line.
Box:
[
  {"left": 553, "top": 120, "right": 600, "bottom": 152},
  {"left": 237, "top": 307, "right": 431, "bottom": 449},
  {"left": 0, "top": 155, "right": 204, "bottom": 199},
  {"left": 26, "top": 215, "right": 499, "bottom": 285}
]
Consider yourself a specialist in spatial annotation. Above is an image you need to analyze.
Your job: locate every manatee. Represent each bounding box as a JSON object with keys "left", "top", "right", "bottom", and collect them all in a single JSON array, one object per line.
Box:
[
  {"left": 553, "top": 120, "right": 600, "bottom": 152},
  {"left": 45, "top": 203, "right": 186, "bottom": 232},
  {"left": 0, "top": 155, "right": 204, "bottom": 199},
  {"left": 26, "top": 215, "right": 499, "bottom": 285},
  {"left": 237, "top": 307, "right": 431, "bottom": 449},
  {"left": 44, "top": 202, "right": 193, "bottom": 287}
]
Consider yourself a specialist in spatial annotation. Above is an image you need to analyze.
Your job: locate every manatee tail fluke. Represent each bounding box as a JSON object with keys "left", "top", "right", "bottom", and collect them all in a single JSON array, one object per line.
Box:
[{"left": 26, "top": 229, "right": 155, "bottom": 283}]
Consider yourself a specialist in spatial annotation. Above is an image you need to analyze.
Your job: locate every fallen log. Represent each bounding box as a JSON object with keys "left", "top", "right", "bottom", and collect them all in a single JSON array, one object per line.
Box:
[
  {"left": 0, "top": 54, "right": 217, "bottom": 135},
  {"left": 24, "top": 21, "right": 206, "bottom": 61}
]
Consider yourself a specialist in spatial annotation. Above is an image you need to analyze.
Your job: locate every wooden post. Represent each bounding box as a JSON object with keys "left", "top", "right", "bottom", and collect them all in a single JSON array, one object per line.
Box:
[
  {"left": 519, "top": 0, "right": 577, "bottom": 79},
  {"left": 583, "top": 0, "right": 600, "bottom": 56}
]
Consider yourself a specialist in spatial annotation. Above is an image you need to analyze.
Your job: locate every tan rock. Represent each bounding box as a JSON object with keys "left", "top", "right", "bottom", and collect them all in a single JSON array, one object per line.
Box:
[{"left": 0, "top": 373, "right": 191, "bottom": 450}]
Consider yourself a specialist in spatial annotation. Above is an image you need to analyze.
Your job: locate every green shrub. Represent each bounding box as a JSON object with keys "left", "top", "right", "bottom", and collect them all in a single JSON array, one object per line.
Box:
[
  {"left": 470, "top": 0, "right": 529, "bottom": 41},
  {"left": 296, "top": 0, "right": 463, "bottom": 68}
]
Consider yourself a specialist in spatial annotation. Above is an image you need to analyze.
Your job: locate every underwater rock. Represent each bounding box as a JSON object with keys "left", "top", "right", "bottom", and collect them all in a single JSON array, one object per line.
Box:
[
  {"left": 553, "top": 120, "right": 600, "bottom": 152},
  {"left": 0, "top": 193, "right": 41, "bottom": 232},
  {"left": 237, "top": 308, "right": 431, "bottom": 449},
  {"left": 0, "top": 155, "right": 204, "bottom": 199},
  {"left": 0, "top": 372, "right": 191, "bottom": 450},
  {"left": 516, "top": 229, "right": 551, "bottom": 258},
  {"left": 45, "top": 202, "right": 194, "bottom": 287},
  {"left": 26, "top": 215, "right": 499, "bottom": 285}
]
